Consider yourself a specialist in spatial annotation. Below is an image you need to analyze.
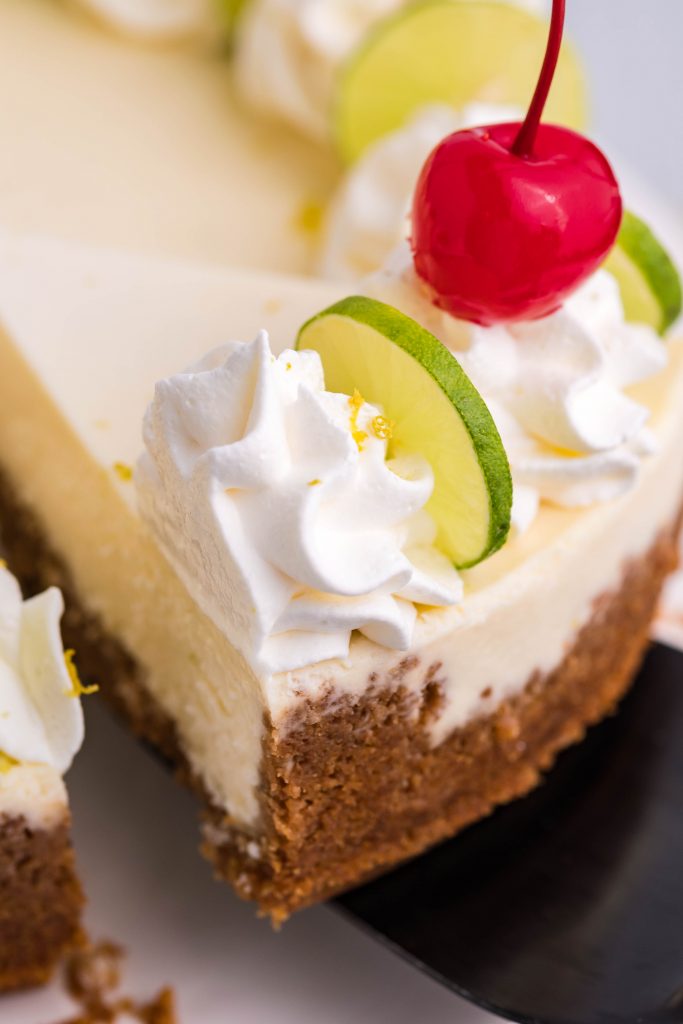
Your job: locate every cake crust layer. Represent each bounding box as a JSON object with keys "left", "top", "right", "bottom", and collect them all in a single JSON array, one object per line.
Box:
[
  {"left": 0, "top": 468, "right": 679, "bottom": 921},
  {"left": 215, "top": 507, "right": 682, "bottom": 919},
  {"left": 0, "top": 812, "right": 84, "bottom": 991}
]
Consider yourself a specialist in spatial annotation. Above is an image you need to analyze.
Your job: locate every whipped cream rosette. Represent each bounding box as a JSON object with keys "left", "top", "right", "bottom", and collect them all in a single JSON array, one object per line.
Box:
[
  {"left": 368, "top": 246, "right": 667, "bottom": 532},
  {"left": 0, "top": 565, "right": 84, "bottom": 773},
  {"left": 136, "top": 332, "right": 462, "bottom": 675},
  {"left": 234, "top": 0, "right": 410, "bottom": 140}
]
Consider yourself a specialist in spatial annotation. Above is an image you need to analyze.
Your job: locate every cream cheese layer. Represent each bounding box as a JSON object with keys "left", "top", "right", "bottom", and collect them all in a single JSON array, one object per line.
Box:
[{"left": 0, "top": 235, "right": 681, "bottom": 829}]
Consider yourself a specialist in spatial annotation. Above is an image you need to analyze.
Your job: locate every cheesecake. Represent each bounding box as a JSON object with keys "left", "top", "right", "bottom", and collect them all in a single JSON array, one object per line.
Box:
[
  {"left": 0, "top": 233, "right": 681, "bottom": 920},
  {"left": 0, "top": 0, "right": 337, "bottom": 278},
  {"left": 1, "top": 0, "right": 681, "bottom": 926},
  {"left": 0, "top": 563, "right": 85, "bottom": 990}
]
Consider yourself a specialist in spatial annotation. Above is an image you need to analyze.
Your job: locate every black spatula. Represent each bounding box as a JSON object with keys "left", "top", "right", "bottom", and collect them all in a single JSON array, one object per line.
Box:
[{"left": 337, "top": 642, "right": 683, "bottom": 1024}]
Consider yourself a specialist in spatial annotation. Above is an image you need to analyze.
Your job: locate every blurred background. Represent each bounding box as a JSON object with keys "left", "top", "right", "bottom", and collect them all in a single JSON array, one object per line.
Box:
[{"left": 570, "top": 0, "right": 682, "bottom": 208}]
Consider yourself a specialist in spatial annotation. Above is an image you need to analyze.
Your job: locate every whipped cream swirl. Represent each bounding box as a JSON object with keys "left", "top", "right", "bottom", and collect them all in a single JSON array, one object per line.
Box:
[
  {"left": 234, "top": 0, "right": 401, "bottom": 140},
  {"left": 71, "top": 0, "right": 218, "bottom": 40},
  {"left": 0, "top": 566, "right": 84, "bottom": 773},
  {"left": 136, "top": 332, "right": 461, "bottom": 674},
  {"left": 234, "top": 0, "right": 545, "bottom": 140},
  {"left": 321, "top": 102, "right": 523, "bottom": 281},
  {"left": 368, "top": 248, "right": 667, "bottom": 531}
]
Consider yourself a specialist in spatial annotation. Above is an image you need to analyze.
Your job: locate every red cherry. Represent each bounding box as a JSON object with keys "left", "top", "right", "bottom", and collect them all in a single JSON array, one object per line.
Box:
[{"left": 410, "top": 0, "right": 623, "bottom": 326}]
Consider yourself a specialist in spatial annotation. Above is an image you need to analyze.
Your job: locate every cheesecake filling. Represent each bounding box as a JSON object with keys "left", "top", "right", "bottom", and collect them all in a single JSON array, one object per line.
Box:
[
  {"left": 136, "top": 331, "right": 462, "bottom": 674},
  {"left": 0, "top": 566, "right": 84, "bottom": 774},
  {"left": 233, "top": 0, "right": 544, "bottom": 141},
  {"left": 368, "top": 252, "right": 667, "bottom": 532}
]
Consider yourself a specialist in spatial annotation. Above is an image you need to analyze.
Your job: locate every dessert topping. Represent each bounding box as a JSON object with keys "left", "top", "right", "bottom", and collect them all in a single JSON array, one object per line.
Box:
[
  {"left": 0, "top": 566, "right": 84, "bottom": 773},
  {"left": 368, "top": 248, "right": 667, "bottom": 530},
  {"left": 411, "top": 0, "right": 622, "bottom": 324},
  {"left": 136, "top": 331, "right": 462, "bottom": 675}
]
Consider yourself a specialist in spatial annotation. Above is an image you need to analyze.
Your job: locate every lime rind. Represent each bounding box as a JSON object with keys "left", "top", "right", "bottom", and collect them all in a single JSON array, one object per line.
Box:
[
  {"left": 297, "top": 296, "right": 512, "bottom": 568},
  {"left": 333, "top": 0, "right": 588, "bottom": 164},
  {"left": 606, "top": 210, "right": 682, "bottom": 335}
]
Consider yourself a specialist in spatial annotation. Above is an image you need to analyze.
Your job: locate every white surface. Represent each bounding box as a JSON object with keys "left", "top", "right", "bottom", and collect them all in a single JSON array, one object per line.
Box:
[{"left": 3, "top": 701, "right": 497, "bottom": 1024}]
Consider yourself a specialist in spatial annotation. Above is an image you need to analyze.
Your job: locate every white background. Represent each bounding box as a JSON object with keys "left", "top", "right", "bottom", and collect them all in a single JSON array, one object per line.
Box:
[{"left": 4, "top": 3, "right": 683, "bottom": 1022}]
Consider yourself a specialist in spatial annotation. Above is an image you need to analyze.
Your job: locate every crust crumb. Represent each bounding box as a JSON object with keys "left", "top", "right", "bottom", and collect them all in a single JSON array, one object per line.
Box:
[{"left": 58, "top": 940, "right": 179, "bottom": 1024}]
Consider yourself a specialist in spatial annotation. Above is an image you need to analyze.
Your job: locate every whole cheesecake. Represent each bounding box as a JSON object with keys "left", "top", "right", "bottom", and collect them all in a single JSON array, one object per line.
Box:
[{"left": 0, "top": 233, "right": 680, "bottom": 919}]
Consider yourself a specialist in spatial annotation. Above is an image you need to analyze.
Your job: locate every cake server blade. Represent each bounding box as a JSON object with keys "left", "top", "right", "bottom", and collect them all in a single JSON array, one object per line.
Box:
[{"left": 336, "top": 642, "right": 683, "bottom": 1024}]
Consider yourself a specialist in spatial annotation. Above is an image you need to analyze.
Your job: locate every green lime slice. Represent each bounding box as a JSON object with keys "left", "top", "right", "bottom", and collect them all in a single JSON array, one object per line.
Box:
[
  {"left": 605, "top": 210, "right": 682, "bottom": 335},
  {"left": 334, "top": 0, "right": 588, "bottom": 164},
  {"left": 297, "top": 296, "right": 512, "bottom": 568}
]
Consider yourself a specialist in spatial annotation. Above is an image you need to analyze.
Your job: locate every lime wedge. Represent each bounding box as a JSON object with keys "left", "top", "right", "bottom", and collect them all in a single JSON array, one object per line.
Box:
[
  {"left": 605, "top": 211, "right": 682, "bottom": 335},
  {"left": 334, "top": 0, "right": 588, "bottom": 164},
  {"left": 297, "top": 296, "right": 512, "bottom": 568}
]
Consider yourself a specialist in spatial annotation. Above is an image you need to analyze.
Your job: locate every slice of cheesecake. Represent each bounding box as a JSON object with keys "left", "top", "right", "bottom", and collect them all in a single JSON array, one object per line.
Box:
[
  {"left": 0, "top": 564, "right": 85, "bottom": 990},
  {"left": 0, "top": 765, "right": 83, "bottom": 990},
  {"left": 0, "top": 233, "right": 681, "bottom": 920}
]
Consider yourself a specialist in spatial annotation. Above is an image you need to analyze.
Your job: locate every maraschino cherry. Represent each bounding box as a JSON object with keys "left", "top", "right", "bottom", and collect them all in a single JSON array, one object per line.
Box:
[{"left": 410, "top": 0, "right": 622, "bottom": 325}]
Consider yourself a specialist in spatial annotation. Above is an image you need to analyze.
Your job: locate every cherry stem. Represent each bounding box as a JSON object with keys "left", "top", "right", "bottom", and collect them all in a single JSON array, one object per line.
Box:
[{"left": 512, "top": 0, "right": 566, "bottom": 158}]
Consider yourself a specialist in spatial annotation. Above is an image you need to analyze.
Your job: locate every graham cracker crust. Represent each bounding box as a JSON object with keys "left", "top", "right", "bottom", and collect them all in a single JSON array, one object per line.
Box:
[
  {"left": 213, "top": 508, "right": 682, "bottom": 920},
  {"left": 0, "top": 813, "right": 84, "bottom": 991},
  {"left": 0, "top": 468, "right": 679, "bottom": 922}
]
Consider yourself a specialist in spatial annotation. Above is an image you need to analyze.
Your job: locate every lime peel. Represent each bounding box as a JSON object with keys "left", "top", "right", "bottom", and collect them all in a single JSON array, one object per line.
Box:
[{"left": 606, "top": 210, "right": 682, "bottom": 335}]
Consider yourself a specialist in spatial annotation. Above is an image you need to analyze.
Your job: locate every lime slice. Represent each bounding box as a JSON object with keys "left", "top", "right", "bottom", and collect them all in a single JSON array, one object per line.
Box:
[
  {"left": 297, "top": 296, "right": 512, "bottom": 568},
  {"left": 334, "top": 0, "right": 588, "bottom": 164},
  {"left": 605, "top": 211, "right": 682, "bottom": 335}
]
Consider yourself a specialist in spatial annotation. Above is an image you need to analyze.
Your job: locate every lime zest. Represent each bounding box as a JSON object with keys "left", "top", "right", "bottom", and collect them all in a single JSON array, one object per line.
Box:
[
  {"left": 348, "top": 389, "right": 369, "bottom": 450},
  {"left": 64, "top": 649, "right": 99, "bottom": 699},
  {"left": 293, "top": 200, "right": 325, "bottom": 237},
  {"left": 113, "top": 461, "right": 133, "bottom": 482},
  {"left": 0, "top": 751, "right": 18, "bottom": 774}
]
